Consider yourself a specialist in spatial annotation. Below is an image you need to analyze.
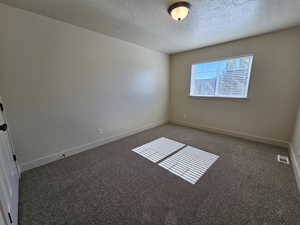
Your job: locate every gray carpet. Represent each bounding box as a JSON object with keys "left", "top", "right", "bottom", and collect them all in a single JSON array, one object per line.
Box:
[{"left": 19, "top": 124, "right": 300, "bottom": 225}]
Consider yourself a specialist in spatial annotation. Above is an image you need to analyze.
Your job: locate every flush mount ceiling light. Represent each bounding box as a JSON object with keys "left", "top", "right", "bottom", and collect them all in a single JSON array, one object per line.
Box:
[{"left": 168, "top": 1, "right": 191, "bottom": 21}]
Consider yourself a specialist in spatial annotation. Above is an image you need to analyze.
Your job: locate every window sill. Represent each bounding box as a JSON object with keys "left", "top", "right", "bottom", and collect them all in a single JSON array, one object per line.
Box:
[{"left": 189, "top": 95, "right": 249, "bottom": 100}]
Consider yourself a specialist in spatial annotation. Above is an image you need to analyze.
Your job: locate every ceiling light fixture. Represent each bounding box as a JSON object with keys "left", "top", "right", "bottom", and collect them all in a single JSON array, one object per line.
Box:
[{"left": 168, "top": 1, "right": 191, "bottom": 21}]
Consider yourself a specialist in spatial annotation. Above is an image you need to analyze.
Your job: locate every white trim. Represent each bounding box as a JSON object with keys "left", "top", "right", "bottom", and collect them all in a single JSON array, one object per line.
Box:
[
  {"left": 0, "top": 96, "right": 21, "bottom": 178},
  {"left": 277, "top": 154, "right": 290, "bottom": 164},
  {"left": 288, "top": 143, "right": 300, "bottom": 193},
  {"left": 189, "top": 95, "right": 248, "bottom": 99},
  {"left": 170, "top": 119, "right": 288, "bottom": 148},
  {"left": 21, "top": 120, "right": 167, "bottom": 171},
  {"left": 191, "top": 54, "right": 255, "bottom": 66}
]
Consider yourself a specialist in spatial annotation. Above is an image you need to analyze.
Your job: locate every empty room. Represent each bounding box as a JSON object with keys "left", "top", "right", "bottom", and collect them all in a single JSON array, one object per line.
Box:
[{"left": 1, "top": 0, "right": 300, "bottom": 224}]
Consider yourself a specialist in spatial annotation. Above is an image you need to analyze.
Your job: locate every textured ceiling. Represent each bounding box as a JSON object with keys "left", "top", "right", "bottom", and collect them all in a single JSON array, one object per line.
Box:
[{"left": 1, "top": 0, "right": 300, "bottom": 53}]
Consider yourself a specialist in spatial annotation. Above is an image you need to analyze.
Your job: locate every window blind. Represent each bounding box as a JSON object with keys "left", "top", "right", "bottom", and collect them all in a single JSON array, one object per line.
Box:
[{"left": 190, "top": 56, "right": 253, "bottom": 98}]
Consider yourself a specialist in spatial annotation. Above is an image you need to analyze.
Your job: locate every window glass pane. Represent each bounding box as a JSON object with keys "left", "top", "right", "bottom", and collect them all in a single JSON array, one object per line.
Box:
[{"left": 190, "top": 56, "right": 253, "bottom": 98}]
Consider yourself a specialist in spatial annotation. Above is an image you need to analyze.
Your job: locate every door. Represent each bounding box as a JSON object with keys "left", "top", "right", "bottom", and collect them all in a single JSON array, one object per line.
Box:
[{"left": 0, "top": 100, "right": 19, "bottom": 225}]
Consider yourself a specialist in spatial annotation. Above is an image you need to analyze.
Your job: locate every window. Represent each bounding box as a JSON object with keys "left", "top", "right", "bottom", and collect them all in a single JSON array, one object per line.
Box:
[{"left": 190, "top": 55, "right": 253, "bottom": 98}]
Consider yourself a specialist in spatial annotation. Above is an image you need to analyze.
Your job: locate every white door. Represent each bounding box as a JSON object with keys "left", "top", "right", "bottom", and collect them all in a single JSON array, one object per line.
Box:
[{"left": 0, "top": 100, "right": 19, "bottom": 225}]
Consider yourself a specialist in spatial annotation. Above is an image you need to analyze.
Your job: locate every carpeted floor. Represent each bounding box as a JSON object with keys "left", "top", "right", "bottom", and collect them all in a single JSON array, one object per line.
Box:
[{"left": 19, "top": 124, "right": 300, "bottom": 225}]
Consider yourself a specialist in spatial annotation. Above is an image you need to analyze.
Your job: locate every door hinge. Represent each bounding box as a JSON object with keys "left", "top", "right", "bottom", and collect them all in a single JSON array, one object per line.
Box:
[
  {"left": 0, "top": 103, "right": 3, "bottom": 112},
  {"left": 0, "top": 123, "right": 7, "bottom": 132},
  {"left": 8, "top": 212, "right": 12, "bottom": 224},
  {"left": 13, "top": 154, "right": 17, "bottom": 161}
]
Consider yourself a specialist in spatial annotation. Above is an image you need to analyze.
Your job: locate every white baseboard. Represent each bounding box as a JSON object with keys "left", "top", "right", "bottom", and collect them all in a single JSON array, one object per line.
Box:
[
  {"left": 170, "top": 120, "right": 289, "bottom": 148},
  {"left": 21, "top": 120, "right": 167, "bottom": 171},
  {"left": 288, "top": 143, "right": 300, "bottom": 193}
]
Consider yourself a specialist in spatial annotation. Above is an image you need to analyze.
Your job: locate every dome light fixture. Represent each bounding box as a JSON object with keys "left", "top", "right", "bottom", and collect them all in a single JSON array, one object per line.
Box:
[{"left": 168, "top": 1, "right": 192, "bottom": 21}]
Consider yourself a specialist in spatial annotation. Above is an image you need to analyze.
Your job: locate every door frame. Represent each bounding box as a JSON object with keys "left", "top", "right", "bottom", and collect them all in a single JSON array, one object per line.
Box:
[
  {"left": 0, "top": 187, "right": 10, "bottom": 225},
  {"left": 0, "top": 96, "right": 20, "bottom": 225},
  {"left": 0, "top": 97, "right": 21, "bottom": 177}
]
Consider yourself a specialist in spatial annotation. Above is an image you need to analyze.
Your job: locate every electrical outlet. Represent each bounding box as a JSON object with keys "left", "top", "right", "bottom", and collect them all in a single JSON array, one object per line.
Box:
[
  {"left": 97, "top": 128, "right": 104, "bottom": 135},
  {"left": 277, "top": 154, "right": 289, "bottom": 164},
  {"left": 183, "top": 113, "right": 187, "bottom": 119}
]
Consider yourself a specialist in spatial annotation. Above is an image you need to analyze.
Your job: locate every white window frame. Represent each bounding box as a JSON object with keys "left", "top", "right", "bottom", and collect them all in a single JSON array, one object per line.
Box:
[{"left": 189, "top": 55, "right": 254, "bottom": 99}]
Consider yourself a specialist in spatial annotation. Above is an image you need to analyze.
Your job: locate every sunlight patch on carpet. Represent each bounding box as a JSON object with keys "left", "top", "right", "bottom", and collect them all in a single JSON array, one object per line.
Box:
[
  {"left": 132, "top": 137, "right": 185, "bottom": 163},
  {"left": 159, "top": 146, "right": 219, "bottom": 184}
]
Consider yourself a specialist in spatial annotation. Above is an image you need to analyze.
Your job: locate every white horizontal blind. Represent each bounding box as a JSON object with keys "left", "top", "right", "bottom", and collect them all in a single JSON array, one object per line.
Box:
[{"left": 190, "top": 56, "right": 253, "bottom": 98}]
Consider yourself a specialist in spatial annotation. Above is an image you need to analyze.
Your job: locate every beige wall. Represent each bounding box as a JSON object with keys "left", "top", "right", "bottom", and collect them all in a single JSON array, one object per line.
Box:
[
  {"left": 0, "top": 3, "right": 169, "bottom": 168},
  {"left": 170, "top": 27, "right": 300, "bottom": 145}
]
